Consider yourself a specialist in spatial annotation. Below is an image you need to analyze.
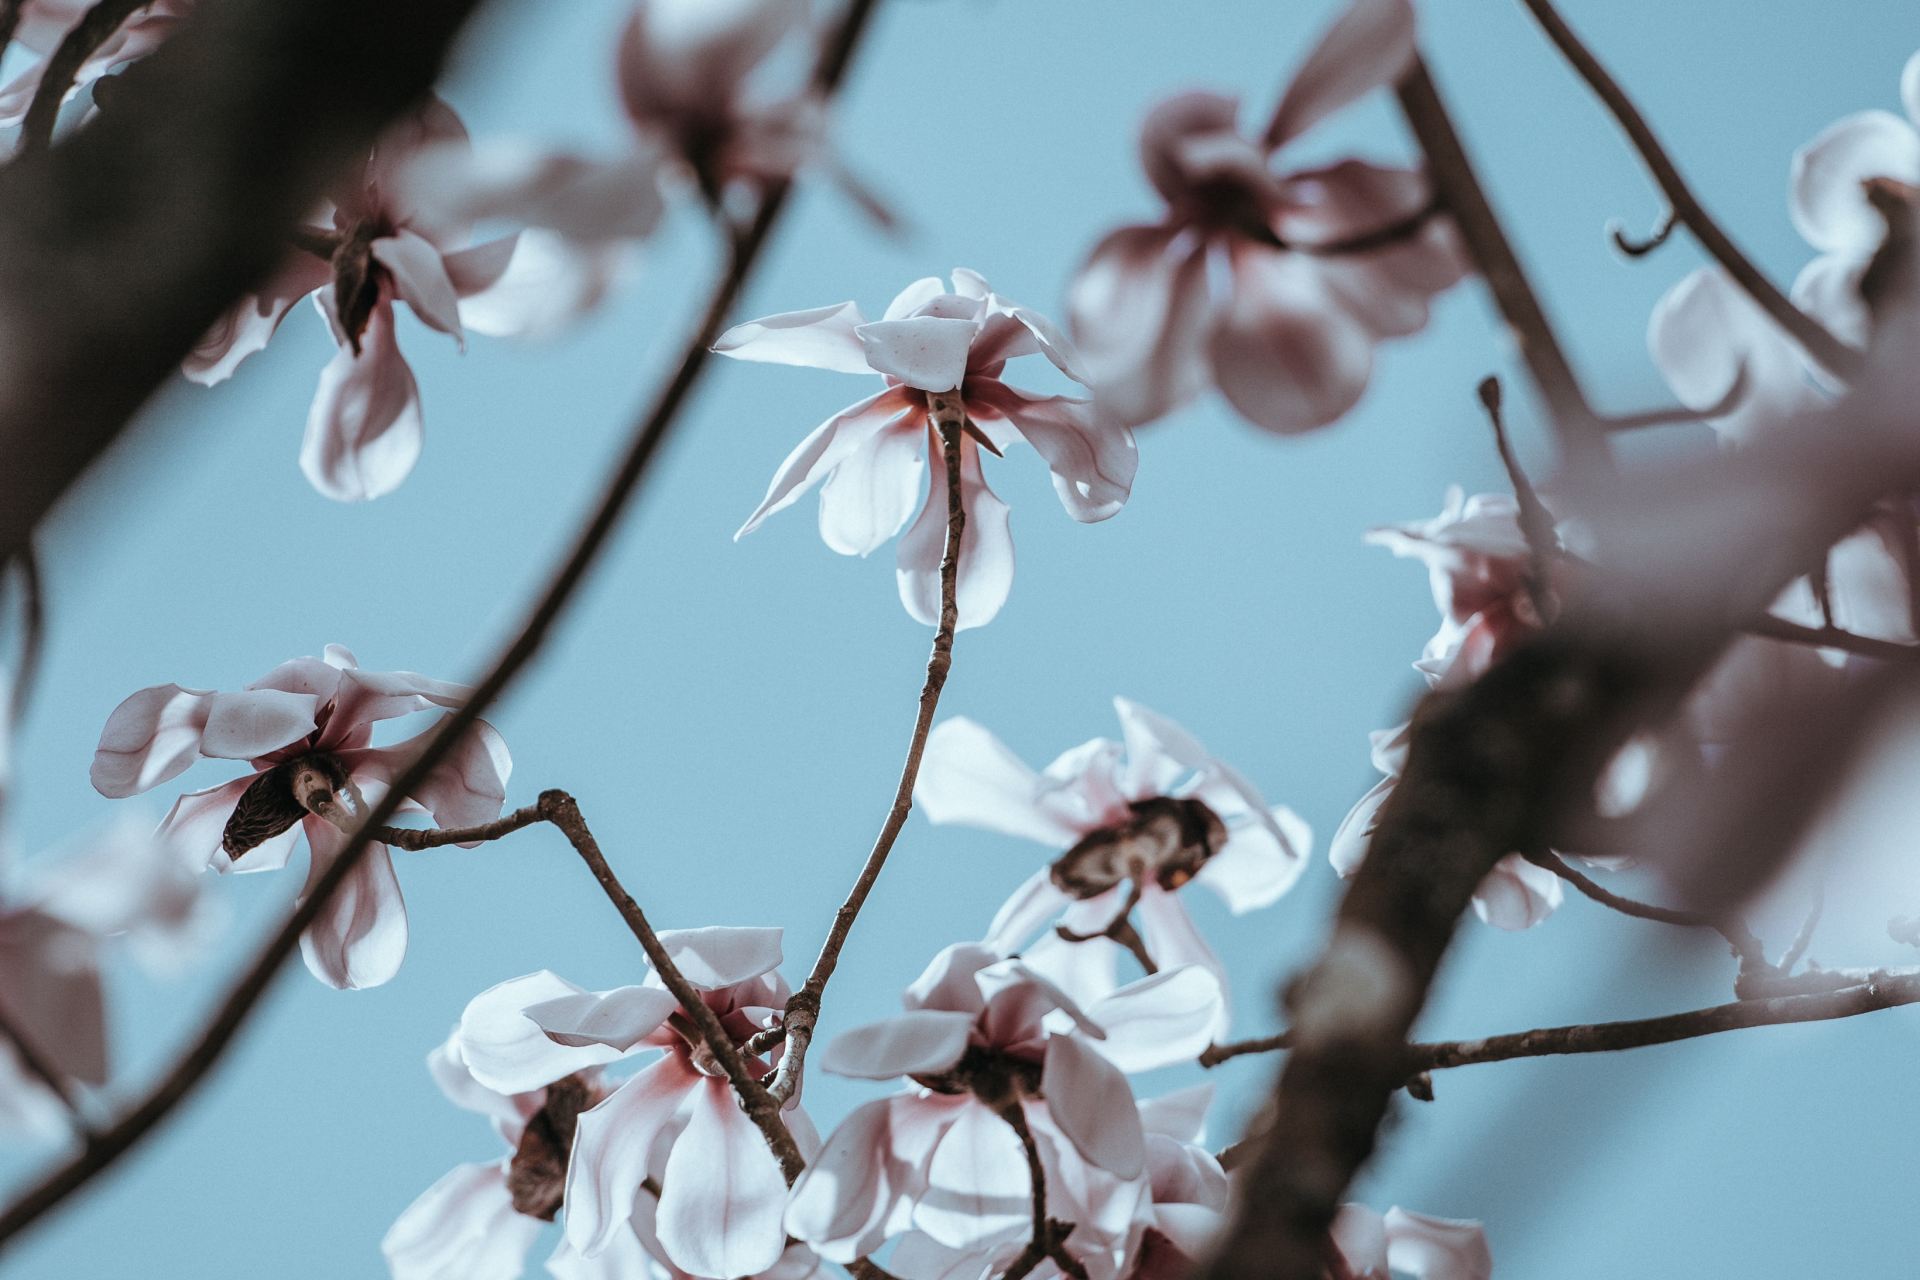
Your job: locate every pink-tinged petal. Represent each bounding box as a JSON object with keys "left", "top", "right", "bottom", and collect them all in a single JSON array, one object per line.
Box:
[
  {"left": 904, "top": 943, "right": 997, "bottom": 1016},
  {"left": 819, "top": 1009, "right": 977, "bottom": 1080},
  {"left": 1196, "top": 803, "right": 1313, "bottom": 912},
  {"left": 915, "top": 1100, "right": 1032, "bottom": 1250},
  {"left": 618, "top": 0, "right": 801, "bottom": 122},
  {"left": 885, "top": 276, "right": 950, "bottom": 320},
  {"left": 1082, "top": 962, "right": 1222, "bottom": 1072},
  {"left": 817, "top": 419, "right": 926, "bottom": 555},
  {"left": 247, "top": 652, "right": 351, "bottom": 700},
  {"left": 1067, "top": 224, "right": 1211, "bottom": 428},
  {"left": 967, "top": 382, "right": 1135, "bottom": 523},
  {"left": 969, "top": 298, "right": 1088, "bottom": 385},
  {"left": 1274, "top": 160, "right": 1430, "bottom": 247},
  {"left": 301, "top": 300, "right": 425, "bottom": 502},
  {"left": 1035, "top": 738, "right": 1129, "bottom": 830},
  {"left": 713, "top": 300, "right": 873, "bottom": 373},
  {"left": 458, "top": 971, "right": 625, "bottom": 1094},
  {"left": 448, "top": 230, "right": 629, "bottom": 340},
  {"left": 917, "top": 717, "right": 1087, "bottom": 847},
  {"left": 1648, "top": 267, "right": 1755, "bottom": 410},
  {"left": 184, "top": 255, "right": 330, "bottom": 386},
  {"left": 896, "top": 443, "right": 1014, "bottom": 631},
  {"left": 545, "top": 1221, "right": 660, "bottom": 1280},
  {"left": 1209, "top": 249, "right": 1374, "bottom": 432},
  {"left": 524, "top": 985, "right": 679, "bottom": 1050},
  {"left": 1383, "top": 1207, "right": 1493, "bottom": 1280},
  {"left": 0, "top": 910, "right": 106, "bottom": 1085},
  {"left": 652, "top": 925, "right": 784, "bottom": 989},
  {"left": 1138, "top": 1082, "right": 1214, "bottom": 1144},
  {"left": 198, "top": 689, "right": 321, "bottom": 760},
  {"left": 1470, "top": 853, "right": 1563, "bottom": 931},
  {"left": 1330, "top": 775, "right": 1395, "bottom": 877},
  {"left": 425, "top": 1034, "right": 525, "bottom": 1128},
  {"left": 1263, "top": 0, "right": 1416, "bottom": 149},
  {"left": 784, "top": 1097, "right": 897, "bottom": 1260},
  {"left": 1138, "top": 91, "right": 1244, "bottom": 207},
  {"left": 297, "top": 822, "right": 407, "bottom": 989},
  {"left": 358, "top": 98, "right": 472, "bottom": 244},
  {"left": 373, "top": 229, "right": 465, "bottom": 340},
  {"left": 982, "top": 870, "right": 1074, "bottom": 954},
  {"left": 320, "top": 668, "right": 472, "bottom": 746},
  {"left": 976, "top": 960, "right": 1103, "bottom": 1047},
  {"left": 565, "top": 1056, "right": 700, "bottom": 1257},
  {"left": 382, "top": 1161, "right": 540, "bottom": 1280},
  {"left": 403, "top": 140, "right": 665, "bottom": 246},
  {"left": 167, "top": 777, "right": 294, "bottom": 876},
  {"left": 1331, "top": 1204, "right": 1391, "bottom": 1277},
  {"left": 1113, "top": 697, "right": 1207, "bottom": 797},
  {"left": 1040, "top": 1037, "right": 1145, "bottom": 1178},
  {"left": 737, "top": 387, "right": 915, "bottom": 539},
  {"left": 855, "top": 317, "right": 978, "bottom": 392},
  {"left": 23, "top": 817, "right": 216, "bottom": 972},
  {"left": 1789, "top": 109, "right": 1920, "bottom": 254},
  {"left": 656, "top": 1079, "right": 790, "bottom": 1277},
  {"left": 90, "top": 683, "right": 215, "bottom": 797},
  {"left": 342, "top": 719, "right": 510, "bottom": 833}
]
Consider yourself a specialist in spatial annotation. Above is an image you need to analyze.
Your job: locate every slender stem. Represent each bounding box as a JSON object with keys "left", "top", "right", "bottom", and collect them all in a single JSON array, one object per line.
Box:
[
  {"left": 0, "top": 1005, "right": 93, "bottom": 1140},
  {"left": 1601, "top": 363, "right": 1748, "bottom": 430},
  {"left": 1747, "top": 616, "right": 1920, "bottom": 662},
  {"left": 1395, "top": 59, "right": 1609, "bottom": 471},
  {"left": 372, "top": 803, "right": 545, "bottom": 850},
  {"left": 1476, "top": 376, "right": 1558, "bottom": 614},
  {"left": 1516, "top": 0, "right": 1861, "bottom": 380},
  {"left": 773, "top": 410, "right": 968, "bottom": 1105},
  {"left": 1523, "top": 849, "right": 1765, "bottom": 966},
  {"left": 1608, "top": 208, "right": 1675, "bottom": 258},
  {"left": 0, "top": 0, "right": 886, "bottom": 1248},
  {"left": 997, "top": 1103, "right": 1088, "bottom": 1280},
  {"left": 1053, "top": 878, "right": 1156, "bottom": 974},
  {"left": 1200, "top": 1030, "right": 1292, "bottom": 1068},
  {"left": 17, "top": 0, "right": 152, "bottom": 154},
  {"left": 1779, "top": 887, "right": 1824, "bottom": 974}
]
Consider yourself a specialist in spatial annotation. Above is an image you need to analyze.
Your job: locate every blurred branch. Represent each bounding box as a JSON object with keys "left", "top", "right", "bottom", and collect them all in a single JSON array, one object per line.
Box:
[
  {"left": 1521, "top": 849, "right": 1765, "bottom": 966},
  {"left": 3, "top": 546, "right": 44, "bottom": 726},
  {"left": 1201, "top": 1030, "right": 1292, "bottom": 1068},
  {"left": 17, "top": 0, "right": 151, "bottom": 154},
  {"left": 1516, "top": 0, "right": 1862, "bottom": 380}
]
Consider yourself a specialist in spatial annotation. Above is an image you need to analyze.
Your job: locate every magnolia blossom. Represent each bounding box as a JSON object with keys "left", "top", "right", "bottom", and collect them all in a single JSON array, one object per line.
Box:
[
  {"left": 1067, "top": 0, "right": 1465, "bottom": 433},
  {"left": 785, "top": 943, "right": 1221, "bottom": 1272},
  {"left": 1329, "top": 1204, "right": 1492, "bottom": 1280},
  {"left": 0, "top": 0, "right": 186, "bottom": 127},
  {"left": 454, "top": 928, "right": 813, "bottom": 1280},
  {"left": 715, "top": 269, "right": 1137, "bottom": 629},
  {"left": 187, "top": 100, "right": 608, "bottom": 502},
  {"left": 915, "top": 698, "right": 1308, "bottom": 1017},
  {"left": 89, "top": 644, "right": 510, "bottom": 989}
]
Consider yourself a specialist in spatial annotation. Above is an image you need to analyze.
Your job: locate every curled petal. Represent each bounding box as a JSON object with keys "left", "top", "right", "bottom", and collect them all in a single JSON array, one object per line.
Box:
[
  {"left": 90, "top": 684, "right": 212, "bottom": 798},
  {"left": 1082, "top": 963, "right": 1223, "bottom": 1073},
  {"left": 819, "top": 1009, "right": 977, "bottom": 1080},
  {"left": 817, "top": 421, "right": 926, "bottom": 556},
  {"left": 381, "top": 1161, "right": 540, "bottom": 1280},
  {"left": 1039, "top": 1037, "right": 1145, "bottom": 1178},
  {"left": 1330, "top": 775, "right": 1395, "bottom": 878},
  {"left": 296, "top": 821, "right": 406, "bottom": 989},
  {"left": 967, "top": 382, "right": 1135, "bottom": 523},
  {"left": 654, "top": 925, "right": 784, "bottom": 989},
  {"left": 1209, "top": 250, "right": 1373, "bottom": 432},
  {"left": 458, "top": 971, "right": 625, "bottom": 1094},
  {"left": 425, "top": 1034, "right": 525, "bottom": 1128},
  {"left": 323, "top": 667, "right": 472, "bottom": 743},
  {"left": 896, "top": 443, "right": 1014, "bottom": 631},
  {"left": 524, "top": 985, "right": 679, "bottom": 1050},
  {"left": 1789, "top": 109, "right": 1920, "bottom": 254},
  {"left": 856, "top": 317, "right": 979, "bottom": 392},
  {"left": 737, "top": 388, "right": 914, "bottom": 539},
  {"left": 714, "top": 300, "right": 873, "bottom": 374},
  {"left": 1384, "top": 1207, "right": 1494, "bottom": 1280},
  {"left": 904, "top": 943, "right": 997, "bottom": 1016},
  {"left": 565, "top": 1056, "right": 700, "bottom": 1256},
  {"left": 201, "top": 690, "right": 322, "bottom": 760},
  {"left": 1264, "top": 0, "right": 1416, "bottom": 149},
  {"left": 1470, "top": 852, "right": 1564, "bottom": 931},
  {"left": 184, "top": 255, "right": 330, "bottom": 386},
  {"left": 885, "top": 276, "right": 950, "bottom": 320},
  {"left": 656, "top": 1079, "right": 793, "bottom": 1277},
  {"left": 1067, "top": 224, "right": 1211, "bottom": 428},
  {"left": 917, "top": 717, "right": 1086, "bottom": 847},
  {"left": 373, "top": 229, "right": 465, "bottom": 340},
  {"left": 301, "top": 299, "right": 425, "bottom": 502}
]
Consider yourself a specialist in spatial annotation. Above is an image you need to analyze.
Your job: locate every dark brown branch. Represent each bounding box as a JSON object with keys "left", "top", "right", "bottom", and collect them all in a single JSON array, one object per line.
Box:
[
  {"left": 1200, "top": 1030, "right": 1292, "bottom": 1068},
  {"left": 0, "top": 0, "right": 886, "bottom": 1246},
  {"left": 1517, "top": 0, "right": 1862, "bottom": 381},
  {"left": 997, "top": 1103, "right": 1089, "bottom": 1280},
  {"left": 17, "top": 0, "right": 151, "bottom": 154},
  {"left": 1521, "top": 849, "right": 1764, "bottom": 966},
  {"left": 1608, "top": 207, "right": 1676, "bottom": 258},
  {"left": 371, "top": 803, "right": 546, "bottom": 850},
  {"left": 772, "top": 406, "right": 968, "bottom": 1106}
]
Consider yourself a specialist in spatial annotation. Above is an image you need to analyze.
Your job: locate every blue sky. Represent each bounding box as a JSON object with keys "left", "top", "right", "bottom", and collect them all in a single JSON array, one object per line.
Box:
[{"left": 5, "top": 1, "right": 1920, "bottom": 1276}]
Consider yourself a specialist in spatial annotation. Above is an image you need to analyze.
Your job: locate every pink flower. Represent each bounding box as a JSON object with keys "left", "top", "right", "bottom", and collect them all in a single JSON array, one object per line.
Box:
[
  {"left": 89, "top": 644, "right": 510, "bottom": 989},
  {"left": 187, "top": 100, "right": 609, "bottom": 502},
  {"left": 1065, "top": 0, "right": 1464, "bottom": 433},
  {"left": 1329, "top": 1203, "right": 1491, "bottom": 1280},
  {"left": 784, "top": 943, "right": 1219, "bottom": 1269},
  {"left": 914, "top": 698, "right": 1308, "bottom": 1017},
  {"left": 0, "top": 1, "right": 187, "bottom": 127},
  {"left": 454, "top": 929, "right": 813, "bottom": 1279},
  {"left": 715, "top": 269, "right": 1137, "bottom": 629}
]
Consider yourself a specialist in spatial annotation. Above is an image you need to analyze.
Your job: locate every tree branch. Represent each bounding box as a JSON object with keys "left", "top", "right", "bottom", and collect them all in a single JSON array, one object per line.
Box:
[
  {"left": 1521, "top": 849, "right": 1765, "bottom": 966},
  {"left": 1200, "top": 1030, "right": 1292, "bottom": 1069},
  {"left": 997, "top": 1103, "right": 1089, "bottom": 1280},
  {"left": 16, "top": 0, "right": 152, "bottom": 155}
]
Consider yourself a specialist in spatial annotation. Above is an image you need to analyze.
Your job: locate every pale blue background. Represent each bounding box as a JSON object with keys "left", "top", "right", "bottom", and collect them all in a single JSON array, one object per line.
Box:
[{"left": 4, "top": 1, "right": 1919, "bottom": 1276}]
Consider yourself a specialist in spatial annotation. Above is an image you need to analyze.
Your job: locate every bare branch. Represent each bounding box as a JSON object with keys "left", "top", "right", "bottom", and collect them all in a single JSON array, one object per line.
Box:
[
  {"left": 372, "top": 804, "right": 547, "bottom": 850},
  {"left": 1600, "top": 362, "right": 1749, "bottom": 431},
  {"left": 1476, "top": 375, "right": 1559, "bottom": 613},
  {"left": 997, "top": 1103, "right": 1089, "bottom": 1280},
  {"left": 1521, "top": 849, "right": 1765, "bottom": 966},
  {"left": 17, "top": 0, "right": 151, "bottom": 155},
  {"left": 1200, "top": 1030, "right": 1292, "bottom": 1069}
]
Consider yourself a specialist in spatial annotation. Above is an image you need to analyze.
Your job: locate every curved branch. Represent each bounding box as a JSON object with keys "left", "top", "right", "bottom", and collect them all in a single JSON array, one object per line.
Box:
[
  {"left": 1522, "top": 849, "right": 1764, "bottom": 964},
  {"left": 1608, "top": 207, "right": 1676, "bottom": 258},
  {"left": 17, "top": 0, "right": 153, "bottom": 155}
]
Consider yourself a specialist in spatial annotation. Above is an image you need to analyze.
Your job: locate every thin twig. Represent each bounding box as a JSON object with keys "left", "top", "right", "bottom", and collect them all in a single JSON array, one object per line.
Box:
[
  {"left": 772, "top": 408, "right": 968, "bottom": 1106},
  {"left": 0, "top": 0, "right": 885, "bottom": 1247},
  {"left": 1779, "top": 886, "right": 1824, "bottom": 974},
  {"left": 1517, "top": 0, "right": 1862, "bottom": 381},
  {"left": 1053, "top": 878, "right": 1157, "bottom": 974},
  {"left": 1522, "top": 849, "right": 1766, "bottom": 967},
  {"left": 1607, "top": 207, "right": 1676, "bottom": 258},
  {"left": 17, "top": 0, "right": 152, "bottom": 155},
  {"left": 0, "top": 1005, "right": 94, "bottom": 1142},
  {"left": 4, "top": 546, "right": 43, "bottom": 726},
  {"left": 1743, "top": 614, "right": 1920, "bottom": 663},
  {"left": 372, "top": 803, "right": 546, "bottom": 850},
  {"left": 1476, "top": 375, "right": 1558, "bottom": 612},
  {"left": 1600, "top": 362, "right": 1749, "bottom": 431},
  {"left": 997, "top": 1103, "right": 1089, "bottom": 1280},
  {"left": 1200, "top": 1030, "right": 1292, "bottom": 1068}
]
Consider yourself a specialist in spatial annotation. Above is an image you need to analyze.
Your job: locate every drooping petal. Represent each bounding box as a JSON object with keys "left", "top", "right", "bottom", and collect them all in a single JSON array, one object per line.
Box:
[
  {"left": 1082, "top": 963, "right": 1222, "bottom": 1073},
  {"left": 373, "top": 229, "right": 466, "bottom": 340},
  {"left": 382, "top": 1161, "right": 541, "bottom": 1280},
  {"left": 1039, "top": 1037, "right": 1146, "bottom": 1178},
  {"left": 1264, "top": 0, "right": 1416, "bottom": 148},
  {"left": 1789, "top": 109, "right": 1920, "bottom": 254},
  {"left": 966, "top": 381, "right": 1136, "bottom": 523},
  {"left": 1384, "top": 1207, "right": 1494, "bottom": 1280},
  {"left": 296, "top": 821, "right": 407, "bottom": 989},
  {"left": 896, "top": 443, "right": 1014, "bottom": 631},
  {"left": 565, "top": 1056, "right": 700, "bottom": 1257},
  {"left": 1470, "top": 853, "right": 1564, "bottom": 931},
  {"left": 737, "top": 387, "right": 916, "bottom": 539},
  {"left": 982, "top": 871, "right": 1075, "bottom": 954},
  {"left": 90, "top": 683, "right": 215, "bottom": 798},
  {"left": 1208, "top": 249, "right": 1374, "bottom": 432},
  {"left": 447, "top": 230, "right": 630, "bottom": 341},
  {"left": 917, "top": 717, "right": 1087, "bottom": 847},
  {"left": 914, "top": 1100, "right": 1033, "bottom": 1251},
  {"left": 301, "top": 299, "right": 426, "bottom": 502},
  {"left": 713, "top": 300, "right": 873, "bottom": 373},
  {"left": 654, "top": 925, "right": 784, "bottom": 988},
  {"left": 1196, "top": 803, "right": 1313, "bottom": 912},
  {"left": 1066, "top": 224, "right": 1211, "bottom": 428},
  {"left": 184, "top": 255, "right": 331, "bottom": 386},
  {"left": 524, "top": 985, "right": 679, "bottom": 1050},
  {"left": 1136, "top": 891, "right": 1226, "bottom": 987},
  {"left": 818, "top": 1009, "right": 977, "bottom": 1080},
  {"left": 655, "top": 1079, "right": 791, "bottom": 1277},
  {"left": 458, "top": 971, "right": 626, "bottom": 1093},
  {"left": 817, "top": 419, "right": 926, "bottom": 556},
  {"left": 855, "top": 317, "right": 979, "bottom": 392}
]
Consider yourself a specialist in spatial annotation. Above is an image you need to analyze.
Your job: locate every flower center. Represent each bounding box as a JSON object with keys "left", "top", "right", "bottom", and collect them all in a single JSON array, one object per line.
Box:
[
  {"left": 911, "top": 1043, "right": 1042, "bottom": 1108},
  {"left": 1049, "top": 796, "right": 1227, "bottom": 898},
  {"left": 221, "top": 753, "right": 350, "bottom": 859}
]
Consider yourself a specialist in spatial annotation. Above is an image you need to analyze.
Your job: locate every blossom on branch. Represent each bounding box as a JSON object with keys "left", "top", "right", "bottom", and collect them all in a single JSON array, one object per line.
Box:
[
  {"left": 1066, "top": 0, "right": 1465, "bottom": 433},
  {"left": 1329, "top": 1203, "right": 1491, "bottom": 1280},
  {"left": 716, "top": 269, "right": 1137, "bottom": 629},
  {"left": 89, "top": 644, "right": 510, "bottom": 989},
  {"left": 915, "top": 697, "right": 1308, "bottom": 1016}
]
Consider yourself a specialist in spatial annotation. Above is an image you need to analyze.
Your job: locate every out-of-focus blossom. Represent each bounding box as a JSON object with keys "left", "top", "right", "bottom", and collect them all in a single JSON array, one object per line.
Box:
[
  {"left": 188, "top": 100, "right": 612, "bottom": 502},
  {"left": 716, "top": 269, "right": 1137, "bottom": 629},
  {"left": 915, "top": 698, "right": 1308, "bottom": 1018},
  {"left": 89, "top": 644, "right": 510, "bottom": 990},
  {"left": 455, "top": 928, "right": 813, "bottom": 1279},
  {"left": 0, "top": 1, "right": 187, "bottom": 128},
  {"left": 1329, "top": 1203, "right": 1492, "bottom": 1280},
  {"left": 1066, "top": 0, "right": 1465, "bottom": 434},
  {"left": 785, "top": 943, "right": 1219, "bottom": 1271}
]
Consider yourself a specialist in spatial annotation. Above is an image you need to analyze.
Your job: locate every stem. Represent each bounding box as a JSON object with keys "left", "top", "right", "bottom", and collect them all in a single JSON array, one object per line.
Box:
[
  {"left": 1476, "top": 375, "right": 1558, "bottom": 614},
  {"left": 18, "top": 0, "right": 152, "bottom": 155},
  {"left": 1395, "top": 58, "right": 1609, "bottom": 471},
  {"left": 1523, "top": 849, "right": 1763, "bottom": 966},
  {"left": 773, "top": 408, "right": 968, "bottom": 1106},
  {"left": 372, "top": 804, "right": 546, "bottom": 850},
  {"left": 1516, "top": 0, "right": 1861, "bottom": 380},
  {"left": 996, "top": 1103, "right": 1088, "bottom": 1280},
  {"left": 0, "top": 0, "right": 885, "bottom": 1248},
  {"left": 1200, "top": 1030, "right": 1292, "bottom": 1068},
  {"left": 1608, "top": 208, "right": 1675, "bottom": 258}
]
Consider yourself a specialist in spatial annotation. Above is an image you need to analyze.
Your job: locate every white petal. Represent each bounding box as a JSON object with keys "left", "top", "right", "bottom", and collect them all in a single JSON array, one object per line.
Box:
[
  {"left": 817, "top": 420, "right": 926, "bottom": 556},
  {"left": 524, "top": 985, "right": 678, "bottom": 1050},
  {"left": 737, "top": 388, "right": 913, "bottom": 540},
  {"left": 1384, "top": 1207, "right": 1493, "bottom": 1280},
  {"left": 655, "top": 1079, "right": 791, "bottom": 1277},
  {"left": 1469, "top": 853, "right": 1564, "bottom": 931},
  {"left": 856, "top": 317, "right": 979, "bottom": 392},
  {"left": 1789, "top": 109, "right": 1920, "bottom": 254},
  {"left": 1083, "top": 963, "right": 1222, "bottom": 1072},
  {"left": 914, "top": 1101, "right": 1032, "bottom": 1250},
  {"left": 654, "top": 925, "right": 783, "bottom": 989},
  {"left": 382, "top": 1161, "right": 541, "bottom": 1280},
  {"left": 1040, "top": 1036, "right": 1145, "bottom": 1178},
  {"left": 896, "top": 443, "right": 1014, "bottom": 631},
  {"left": 565, "top": 1057, "right": 699, "bottom": 1256},
  {"left": 373, "top": 229, "right": 465, "bottom": 340},
  {"left": 296, "top": 825, "right": 407, "bottom": 990},
  {"left": 714, "top": 300, "right": 872, "bottom": 373},
  {"left": 457, "top": 971, "right": 625, "bottom": 1094},
  {"left": 917, "top": 717, "right": 1085, "bottom": 846},
  {"left": 819, "top": 1009, "right": 977, "bottom": 1079}
]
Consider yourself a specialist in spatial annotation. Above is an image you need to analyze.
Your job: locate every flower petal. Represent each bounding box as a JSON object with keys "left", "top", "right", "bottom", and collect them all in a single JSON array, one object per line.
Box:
[
  {"left": 90, "top": 683, "right": 215, "bottom": 798},
  {"left": 1066, "top": 224, "right": 1211, "bottom": 428},
  {"left": 967, "top": 382, "right": 1135, "bottom": 523},
  {"left": 1138, "top": 1082, "right": 1214, "bottom": 1144},
  {"left": 904, "top": 943, "right": 997, "bottom": 1016},
  {"left": 458, "top": 971, "right": 626, "bottom": 1094},
  {"left": 1196, "top": 802, "right": 1313, "bottom": 912},
  {"left": 917, "top": 717, "right": 1087, "bottom": 847},
  {"left": 1330, "top": 775, "right": 1395, "bottom": 877},
  {"left": 819, "top": 1009, "right": 977, "bottom": 1080},
  {"left": 373, "top": 229, "right": 465, "bottom": 341},
  {"left": 524, "top": 985, "right": 679, "bottom": 1050},
  {"left": 425, "top": 1033, "right": 525, "bottom": 1128},
  {"left": 565, "top": 1056, "right": 699, "bottom": 1256},
  {"left": 714, "top": 300, "right": 873, "bottom": 373},
  {"left": 738, "top": 387, "right": 915, "bottom": 540},
  {"left": 1263, "top": 0, "right": 1416, "bottom": 149},
  {"left": 856, "top": 317, "right": 979, "bottom": 392},
  {"left": 896, "top": 443, "right": 1014, "bottom": 631},
  {"left": 382, "top": 1161, "right": 540, "bottom": 1280},
  {"left": 817, "top": 419, "right": 926, "bottom": 555},
  {"left": 656, "top": 1079, "right": 791, "bottom": 1277},
  {"left": 1040, "top": 1036, "right": 1145, "bottom": 1178},
  {"left": 446, "top": 230, "right": 629, "bottom": 340},
  {"left": 341, "top": 719, "right": 510, "bottom": 834},
  {"left": 1113, "top": 697, "right": 1206, "bottom": 797},
  {"left": 915, "top": 1101, "right": 1032, "bottom": 1250},
  {"left": 301, "top": 299, "right": 426, "bottom": 502},
  {"left": 1470, "top": 852, "right": 1563, "bottom": 931},
  {"left": 199, "top": 689, "right": 321, "bottom": 760},
  {"left": 297, "top": 822, "right": 407, "bottom": 989},
  {"left": 1209, "top": 249, "right": 1374, "bottom": 432},
  {"left": 1331, "top": 1204, "right": 1391, "bottom": 1276},
  {"left": 1789, "top": 109, "right": 1920, "bottom": 254},
  {"left": 184, "top": 256, "right": 331, "bottom": 386},
  {"left": 1384, "top": 1207, "right": 1493, "bottom": 1280},
  {"left": 1083, "top": 961, "right": 1222, "bottom": 1072},
  {"left": 655, "top": 925, "right": 784, "bottom": 989},
  {"left": 982, "top": 870, "right": 1074, "bottom": 954}
]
